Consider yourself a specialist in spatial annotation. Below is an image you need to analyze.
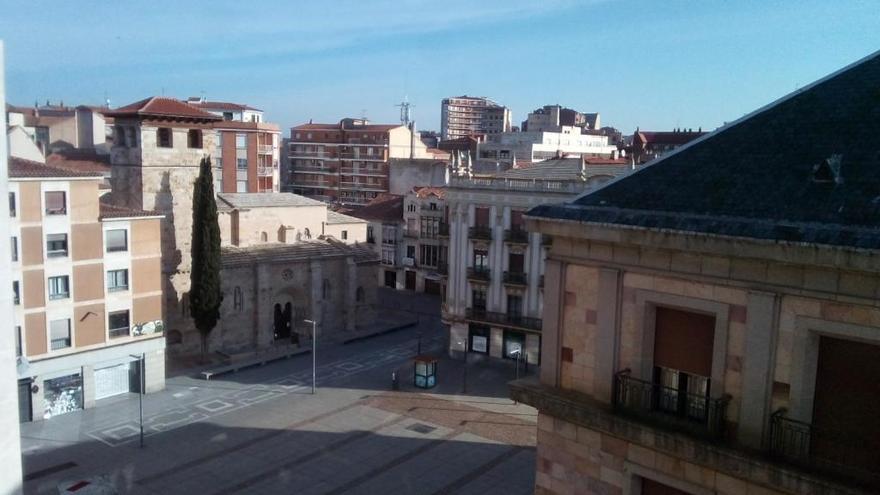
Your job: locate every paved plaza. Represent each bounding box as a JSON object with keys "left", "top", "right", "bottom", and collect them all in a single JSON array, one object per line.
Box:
[{"left": 20, "top": 291, "right": 538, "bottom": 494}]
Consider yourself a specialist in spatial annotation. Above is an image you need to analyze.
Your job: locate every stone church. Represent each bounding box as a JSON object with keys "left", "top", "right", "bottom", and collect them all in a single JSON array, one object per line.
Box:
[{"left": 105, "top": 97, "right": 378, "bottom": 357}]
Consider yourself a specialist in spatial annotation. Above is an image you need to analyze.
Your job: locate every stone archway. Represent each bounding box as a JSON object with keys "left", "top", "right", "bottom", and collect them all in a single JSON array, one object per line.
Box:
[{"left": 273, "top": 286, "right": 304, "bottom": 345}]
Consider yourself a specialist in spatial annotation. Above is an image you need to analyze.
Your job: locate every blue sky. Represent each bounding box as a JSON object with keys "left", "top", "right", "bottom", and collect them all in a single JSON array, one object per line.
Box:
[{"left": 1, "top": 0, "right": 878, "bottom": 134}]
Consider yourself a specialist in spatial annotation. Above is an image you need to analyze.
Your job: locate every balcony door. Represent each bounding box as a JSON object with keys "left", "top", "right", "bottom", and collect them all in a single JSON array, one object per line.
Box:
[{"left": 811, "top": 336, "right": 880, "bottom": 474}]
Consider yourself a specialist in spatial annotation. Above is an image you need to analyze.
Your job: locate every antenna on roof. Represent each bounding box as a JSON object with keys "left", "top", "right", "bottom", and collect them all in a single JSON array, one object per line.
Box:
[
  {"left": 395, "top": 96, "right": 414, "bottom": 126},
  {"left": 103, "top": 91, "right": 110, "bottom": 108}
]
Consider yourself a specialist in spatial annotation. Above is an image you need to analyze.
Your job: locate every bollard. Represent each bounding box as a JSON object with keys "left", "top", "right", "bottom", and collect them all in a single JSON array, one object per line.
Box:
[{"left": 391, "top": 371, "right": 399, "bottom": 390}]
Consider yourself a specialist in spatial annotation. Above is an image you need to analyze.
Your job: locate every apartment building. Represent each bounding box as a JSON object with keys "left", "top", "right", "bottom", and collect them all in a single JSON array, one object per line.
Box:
[
  {"left": 630, "top": 127, "right": 707, "bottom": 164},
  {"left": 440, "top": 96, "right": 511, "bottom": 141},
  {"left": 443, "top": 157, "right": 634, "bottom": 367},
  {"left": 401, "top": 187, "right": 447, "bottom": 295},
  {"left": 6, "top": 102, "right": 113, "bottom": 160},
  {"left": 345, "top": 193, "right": 405, "bottom": 289},
  {"left": 10, "top": 157, "right": 164, "bottom": 422},
  {"left": 521, "top": 105, "right": 600, "bottom": 133},
  {"left": 288, "top": 118, "right": 432, "bottom": 205},
  {"left": 479, "top": 125, "right": 618, "bottom": 163},
  {"left": 514, "top": 52, "right": 880, "bottom": 495}
]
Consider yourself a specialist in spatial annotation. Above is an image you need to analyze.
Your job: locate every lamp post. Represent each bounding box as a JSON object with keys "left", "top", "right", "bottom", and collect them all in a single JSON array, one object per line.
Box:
[
  {"left": 129, "top": 353, "right": 145, "bottom": 448},
  {"left": 304, "top": 319, "right": 317, "bottom": 394}
]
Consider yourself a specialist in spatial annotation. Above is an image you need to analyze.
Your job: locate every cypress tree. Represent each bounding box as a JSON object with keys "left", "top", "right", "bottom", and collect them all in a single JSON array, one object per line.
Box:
[{"left": 190, "top": 156, "right": 223, "bottom": 360}]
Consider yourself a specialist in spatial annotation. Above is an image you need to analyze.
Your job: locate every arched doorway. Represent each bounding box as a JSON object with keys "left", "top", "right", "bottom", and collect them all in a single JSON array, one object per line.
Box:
[{"left": 273, "top": 303, "right": 292, "bottom": 340}]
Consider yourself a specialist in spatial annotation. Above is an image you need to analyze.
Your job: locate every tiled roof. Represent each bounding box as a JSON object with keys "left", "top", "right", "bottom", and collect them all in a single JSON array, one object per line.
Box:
[
  {"left": 217, "top": 193, "right": 324, "bottom": 209},
  {"left": 344, "top": 194, "right": 403, "bottom": 222},
  {"left": 9, "top": 157, "right": 104, "bottom": 179},
  {"left": 531, "top": 51, "right": 880, "bottom": 250},
  {"left": 99, "top": 202, "right": 162, "bottom": 220},
  {"left": 412, "top": 186, "right": 447, "bottom": 199},
  {"left": 326, "top": 210, "right": 364, "bottom": 225},
  {"left": 187, "top": 99, "right": 261, "bottom": 112},
  {"left": 221, "top": 240, "right": 378, "bottom": 268},
  {"left": 106, "top": 97, "right": 221, "bottom": 121},
  {"left": 292, "top": 122, "right": 403, "bottom": 132},
  {"left": 47, "top": 152, "right": 111, "bottom": 174}
]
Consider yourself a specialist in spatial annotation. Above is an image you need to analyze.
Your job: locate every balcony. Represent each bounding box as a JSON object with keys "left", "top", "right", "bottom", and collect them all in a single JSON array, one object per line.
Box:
[
  {"left": 258, "top": 144, "right": 273, "bottom": 155},
  {"left": 295, "top": 179, "right": 333, "bottom": 188},
  {"left": 466, "top": 266, "right": 491, "bottom": 282},
  {"left": 612, "top": 369, "right": 730, "bottom": 441},
  {"left": 339, "top": 166, "right": 386, "bottom": 176},
  {"left": 403, "top": 229, "right": 419, "bottom": 239},
  {"left": 439, "top": 223, "right": 450, "bottom": 237},
  {"left": 339, "top": 181, "right": 386, "bottom": 191},
  {"left": 296, "top": 165, "right": 337, "bottom": 174},
  {"left": 290, "top": 150, "right": 334, "bottom": 159},
  {"left": 257, "top": 166, "right": 273, "bottom": 176},
  {"left": 504, "top": 228, "right": 529, "bottom": 244},
  {"left": 339, "top": 152, "right": 385, "bottom": 161},
  {"left": 465, "top": 308, "right": 542, "bottom": 332},
  {"left": 469, "top": 225, "right": 492, "bottom": 241},
  {"left": 503, "top": 271, "right": 527, "bottom": 286},
  {"left": 770, "top": 410, "right": 880, "bottom": 489}
]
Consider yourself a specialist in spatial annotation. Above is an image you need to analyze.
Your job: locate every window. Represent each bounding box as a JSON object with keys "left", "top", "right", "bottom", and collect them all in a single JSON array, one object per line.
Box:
[
  {"left": 341, "top": 230, "right": 348, "bottom": 240},
  {"left": 420, "top": 217, "right": 439, "bottom": 238},
  {"left": 473, "top": 249, "right": 488, "bottom": 269},
  {"left": 474, "top": 206, "right": 490, "bottom": 227},
  {"left": 8, "top": 192, "right": 15, "bottom": 217},
  {"left": 223, "top": 112, "right": 233, "bottom": 121},
  {"left": 48, "top": 275, "right": 70, "bottom": 300},
  {"left": 356, "top": 287, "right": 365, "bottom": 303},
  {"left": 408, "top": 203, "right": 416, "bottom": 212},
  {"left": 507, "top": 294, "right": 523, "bottom": 318},
  {"left": 46, "top": 233, "right": 68, "bottom": 257},
  {"left": 508, "top": 253, "right": 524, "bottom": 273},
  {"left": 260, "top": 232, "right": 268, "bottom": 242},
  {"left": 406, "top": 245, "right": 416, "bottom": 259},
  {"left": 322, "top": 279, "right": 331, "bottom": 300},
  {"left": 235, "top": 133, "right": 247, "bottom": 149},
  {"left": 11, "top": 237, "right": 18, "bottom": 262},
  {"left": 236, "top": 157, "right": 248, "bottom": 170},
  {"left": 105, "top": 229, "right": 127, "bottom": 252},
  {"left": 108, "top": 310, "right": 130, "bottom": 338},
  {"left": 107, "top": 269, "right": 129, "bottom": 292},
  {"left": 187, "top": 129, "right": 203, "bottom": 148},
  {"left": 236, "top": 180, "right": 248, "bottom": 193},
  {"left": 381, "top": 247, "right": 395, "bottom": 265},
  {"left": 157, "top": 127, "right": 173, "bottom": 148},
  {"left": 472, "top": 289, "right": 487, "bottom": 310},
  {"left": 13, "top": 281, "right": 20, "bottom": 305},
  {"left": 15, "top": 326, "right": 21, "bottom": 358},
  {"left": 45, "top": 191, "right": 66, "bottom": 215},
  {"left": 367, "top": 226, "right": 375, "bottom": 244},
  {"left": 233, "top": 287, "right": 243, "bottom": 311},
  {"left": 420, "top": 245, "right": 439, "bottom": 267},
  {"left": 50, "top": 319, "right": 71, "bottom": 350}
]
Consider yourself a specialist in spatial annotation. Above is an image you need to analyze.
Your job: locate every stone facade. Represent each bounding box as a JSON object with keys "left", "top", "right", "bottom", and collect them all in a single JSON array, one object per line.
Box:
[{"left": 513, "top": 216, "right": 880, "bottom": 495}]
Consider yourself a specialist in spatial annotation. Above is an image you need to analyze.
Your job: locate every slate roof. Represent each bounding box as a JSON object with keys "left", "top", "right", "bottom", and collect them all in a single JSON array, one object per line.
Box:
[
  {"left": 326, "top": 210, "right": 364, "bottom": 225},
  {"left": 222, "top": 240, "right": 378, "bottom": 268},
  {"left": 217, "top": 193, "right": 324, "bottom": 210},
  {"left": 106, "top": 97, "right": 221, "bottom": 121},
  {"left": 9, "top": 157, "right": 104, "bottom": 179},
  {"left": 344, "top": 194, "right": 403, "bottom": 222},
  {"left": 530, "top": 51, "right": 880, "bottom": 250}
]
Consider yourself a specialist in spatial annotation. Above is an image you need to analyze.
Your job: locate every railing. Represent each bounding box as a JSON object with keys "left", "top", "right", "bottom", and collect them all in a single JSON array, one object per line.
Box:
[
  {"left": 339, "top": 152, "right": 385, "bottom": 161},
  {"left": 504, "top": 228, "right": 529, "bottom": 244},
  {"left": 469, "top": 225, "right": 492, "bottom": 240},
  {"left": 403, "top": 229, "right": 419, "bottom": 238},
  {"left": 289, "top": 150, "right": 333, "bottom": 159},
  {"left": 339, "top": 181, "right": 386, "bottom": 191},
  {"left": 439, "top": 223, "right": 449, "bottom": 237},
  {"left": 612, "top": 370, "right": 730, "bottom": 440},
  {"left": 257, "top": 166, "right": 273, "bottom": 176},
  {"left": 770, "top": 409, "right": 880, "bottom": 488},
  {"left": 257, "top": 144, "right": 273, "bottom": 154},
  {"left": 467, "top": 266, "right": 491, "bottom": 281},
  {"left": 465, "top": 308, "right": 542, "bottom": 332},
  {"left": 339, "top": 167, "right": 386, "bottom": 175},
  {"left": 109, "top": 327, "right": 130, "bottom": 339},
  {"left": 296, "top": 165, "right": 337, "bottom": 173},
  {"left": 420, "top": 205, "right": 442, "bottom": 212},
  {"left": 503, "top": 271, "right": 527, "bottom": 286},
  {"left": 449, "top": 175, "right": 588, "bottom": 194},
  {"left": 295, "top": 180, "right": 332, "bottom": 187}
]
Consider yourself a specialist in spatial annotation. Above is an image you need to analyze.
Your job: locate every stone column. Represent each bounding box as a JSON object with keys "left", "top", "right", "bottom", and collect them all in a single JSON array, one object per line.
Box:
[
  {"left": 540, "top": 259, "right": 565, "bottom": 387},
  {"left": 739, "top": 290, "right": 779, "bottom": 449},
  {"left": 594, "top": 268, "right": 621, "bottom": 402}
]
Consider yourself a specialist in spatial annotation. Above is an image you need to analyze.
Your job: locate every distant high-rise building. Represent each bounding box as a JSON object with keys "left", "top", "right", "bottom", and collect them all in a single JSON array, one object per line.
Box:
[
  {"left": 521, "top": 104, "right": 600, "bottom": 133},
  {"left": 440, "top": 96, "right": 511, "bottom": 141}
]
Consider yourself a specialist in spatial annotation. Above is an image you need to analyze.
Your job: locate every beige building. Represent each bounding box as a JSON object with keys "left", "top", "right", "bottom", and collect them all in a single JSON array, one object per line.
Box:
[
  {"left": 443, "top": 157, "right": 634, "bottom": 367},
  {"left": 440, "top": 96, "right": 511, "bottom": 141},
  {"left": 514, "top": 52, "right": 880, "bottom": 495},
  {"left": 401, "top": 186, "right": 447, "bottom": 295},
  {"left": 10, "top": 157, "right": 165, "bottom": 422}
]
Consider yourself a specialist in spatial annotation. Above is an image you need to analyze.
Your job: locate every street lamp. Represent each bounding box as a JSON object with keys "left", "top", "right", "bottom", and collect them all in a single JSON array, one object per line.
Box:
[
  {"left": 304, "top": 319, "right": 317, "bottom": 394},
  {"left": 129, "top": 353, "right": 145, "bottom": 448},
  {"left": 511, "top": 349, "right": 522, "bottom": 381}
]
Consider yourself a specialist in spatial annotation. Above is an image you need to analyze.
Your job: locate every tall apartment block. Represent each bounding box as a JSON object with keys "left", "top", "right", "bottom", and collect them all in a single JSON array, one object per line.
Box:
[
  {"left": 288, "top": 118, "right": 431, "bottom": 205},
  {"left": 440, "top": 96, "right": 511, "bottom": 141},
  {"left": 187, "top": 98, "right": 282, "bottom": 193},
  {"left": 10, "top": 157, "right": 165, "bottom": 422},
  {"left": 515, "top": 53, "right": 880, "bottom": 495}
]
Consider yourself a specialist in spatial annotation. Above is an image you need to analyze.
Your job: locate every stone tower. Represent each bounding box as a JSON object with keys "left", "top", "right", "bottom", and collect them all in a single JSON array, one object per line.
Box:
[{"left": 106, "top": 97, "right": 221, "bottom": 352}]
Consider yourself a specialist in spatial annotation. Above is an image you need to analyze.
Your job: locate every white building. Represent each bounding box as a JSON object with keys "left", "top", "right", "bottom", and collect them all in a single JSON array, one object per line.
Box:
[
  {"left": 479, "top": 126, "right": 617, "bottom": 163},
  {"left": 442, "top": 157, "right": 634, "bottom": 366}
]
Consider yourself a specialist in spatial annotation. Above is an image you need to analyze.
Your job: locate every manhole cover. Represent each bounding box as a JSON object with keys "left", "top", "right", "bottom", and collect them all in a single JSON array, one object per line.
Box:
[{"left": 406, "top": 423, "right": 436, "bottom": 434}]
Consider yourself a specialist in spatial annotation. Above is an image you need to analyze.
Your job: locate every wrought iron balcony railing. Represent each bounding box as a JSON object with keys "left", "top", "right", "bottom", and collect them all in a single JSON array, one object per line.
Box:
[
  {"left": 465, "top": 308, "right": 541, "bottom": 332},
  {"left": 503, "top": 271, "right": 527, "bottom": 286},
  {"left": 504, "top": 228, "right": 529, "bottom": 244},
  {"left": 769, "top": 409, "right": 880, "bottom": 489},
  {"left": 438, "top": 222, "right": 450, "bottom": 237},
  {"left": 466, "top": 266, "right": 491, "bottom": 281},
  {"left": 469, "top": 225, "right": 492, "bottom": 240},
  {"left": 612, "top": 369, "right": 730, "bottom": 440}
]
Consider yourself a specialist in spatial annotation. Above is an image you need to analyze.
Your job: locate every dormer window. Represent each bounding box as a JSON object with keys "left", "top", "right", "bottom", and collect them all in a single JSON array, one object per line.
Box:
[
  {"left": 187, "top": 129, "right": 203, "bottom": 149},
  {"left": 812, "top": 154, "right": 843, "bottom": 184},
  {"left": 157, "top": 128, "right": 173, "bottom": 148}
]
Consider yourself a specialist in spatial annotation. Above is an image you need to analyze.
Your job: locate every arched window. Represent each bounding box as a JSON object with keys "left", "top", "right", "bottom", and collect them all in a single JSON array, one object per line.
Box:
[
  {"left": 166, "top": 330, "right": 183, "bottom": 345},
  {"left": 187, "top": 129, "right": 203, "bottom": 149},
  {"left": 304, "top": 227, "right": 311, "bottom": 239},
  {"left": 356, "top": 286, "right": 365, "bottom": 303},
  {"left": 260, "top": 232, "right": 268, "bottom": 242},
  {"left": 234, "top": 287, "right": 243, "bottom": 311},
  {"left": 322, "top": 279, "right": 331, "bottom": 300}
]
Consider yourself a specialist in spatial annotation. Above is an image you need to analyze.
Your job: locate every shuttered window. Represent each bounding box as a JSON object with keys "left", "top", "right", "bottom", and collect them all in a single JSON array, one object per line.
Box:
[
  {"left": 474, "top": 207, "right": 490, "bottom": 227},
  {"left": 653, "top": 306, "right": 715, "bottom": 377}
]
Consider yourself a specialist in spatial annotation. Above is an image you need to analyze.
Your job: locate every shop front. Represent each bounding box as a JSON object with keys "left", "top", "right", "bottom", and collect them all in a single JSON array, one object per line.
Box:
[{"left": 43, "top": 372, "right": 83, "bottom": 419}]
